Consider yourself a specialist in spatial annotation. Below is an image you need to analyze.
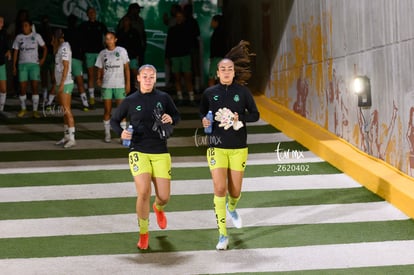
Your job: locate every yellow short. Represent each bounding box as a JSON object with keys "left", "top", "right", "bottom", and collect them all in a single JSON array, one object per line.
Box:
[
  {"left": 128, "top": 151, "right": 171, "bottom": 179},
  {"left": 206, "top": 147, "right": 248, "bottom": 171}
]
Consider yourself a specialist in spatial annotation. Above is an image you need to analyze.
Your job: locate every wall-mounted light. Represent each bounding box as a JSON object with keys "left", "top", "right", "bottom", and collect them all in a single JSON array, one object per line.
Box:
[
  {"left": 352, "top": 75, "right": 372, "bottom": 107},
  {"left": 353, "top": 75, "right": 372, "bottom": 154}
]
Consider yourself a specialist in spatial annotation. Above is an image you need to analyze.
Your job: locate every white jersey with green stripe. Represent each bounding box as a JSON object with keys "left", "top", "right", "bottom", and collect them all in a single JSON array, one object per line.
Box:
[
  {"left": 12, "top": 32, "right": 45, "bottom": 64},
  {"left": 95, "top": 46, "right": 130, "bottom": 89},
  {"left": 54, "top": 42, "right": 73, "bottom": 85}
]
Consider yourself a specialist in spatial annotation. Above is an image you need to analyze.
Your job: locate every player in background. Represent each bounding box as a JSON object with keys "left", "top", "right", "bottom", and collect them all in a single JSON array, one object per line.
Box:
[
  {"left": 12, "top": 19, "right": 47, "bottom": 118},
  {"left": 52, "top": 29, "right": 76, "bottom": 148},
  {"left": 95, "top": 31, "right": 130, "bottom": 142}
]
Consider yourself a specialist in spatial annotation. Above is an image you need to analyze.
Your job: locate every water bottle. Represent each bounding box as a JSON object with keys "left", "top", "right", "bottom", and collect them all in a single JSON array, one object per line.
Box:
[
  {"left": 122, "top": 125, "right": 133, "bottom": 147},
  {"left": 204, "top": 110, "right": 213, "bottom": 134}
]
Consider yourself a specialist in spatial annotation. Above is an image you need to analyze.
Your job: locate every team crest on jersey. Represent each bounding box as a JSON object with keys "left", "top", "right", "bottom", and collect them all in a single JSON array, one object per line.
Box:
[
  {"left": 213, "top": 95, "right": 219, "bottom": 101},
  {"left": 115, "top": 51, "right": 120, "bottom": 57},
  {"left": 156, "top": 102, "right": 163, "bottom": 109},
  {"left": 136, "top": 105, "right": 142, "bottom": 111},
  {"left": 233, "top": 94, "right": 240, "bottom": 102}
]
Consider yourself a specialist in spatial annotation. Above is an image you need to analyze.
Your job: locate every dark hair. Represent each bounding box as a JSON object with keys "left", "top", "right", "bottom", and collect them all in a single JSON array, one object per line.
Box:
[
  {"left": 183, "top": 4, "right": 194, "bottom": 17},
  {"left": 127, "top": 3, "right": 143, "bottom": 14},
  {"left": 16, "top": 9, "right": 29, "bottom": 21},
  {"left": 40, "top": 14, "right": 49, "bottom": 23},
  {"left": 224, "top": 40, "right": 255, "bottom": 85},
  {"left": 21, "top": 19, "right": 33, "bottom": 26},
  {"left": 105, "top": 31, "right": 117, "bottom": 38},
  {"left": 86, "top": 7, "right": 95, "bottom": 13},
  {"left": 53, "top": 28, "right": 64, "bottom": 40},
  {"left": 68, "top": 14, "right": 77, "bottom": 23},
  {"left": 212, "top": 14, "right": 223, "bottom": 24}
]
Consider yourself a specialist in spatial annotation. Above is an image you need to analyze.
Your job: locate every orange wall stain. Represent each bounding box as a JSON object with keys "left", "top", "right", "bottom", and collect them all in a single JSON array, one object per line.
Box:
[{"left": 271, "top": 12, "right": 332, "bottom": 113}]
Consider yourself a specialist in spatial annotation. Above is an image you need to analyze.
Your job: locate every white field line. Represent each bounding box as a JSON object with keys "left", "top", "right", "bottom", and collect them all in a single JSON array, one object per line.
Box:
[
  {"left": 2, "top": 240, "right": 414, "bottom": 274},
  {"left": 0, "top": 132, "right": 291, "bottom": 151},
  {"left": 0, "top": 174, "right": 361, "bottom": 202},
  {"left": 0, "top": 119, "right": 270, "bottom": 134},
  {"left": 0, "top": 202, "right": 408, "bottom": 238},
  {"left": 0, "top": 151, "right": 322, "bottom": 174}
]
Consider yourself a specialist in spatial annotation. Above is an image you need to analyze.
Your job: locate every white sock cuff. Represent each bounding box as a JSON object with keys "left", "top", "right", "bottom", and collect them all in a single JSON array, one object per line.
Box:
[
  {"left": 64, "top": 125, "right": 69, "bottom": 137},
  {"left": 189, "top": 91, "right": 195, "bottom": 101},
  {"left": 32, "top": 94, "right": 39, "bottom": 111},
  {"left": 0, "top": 93, "right": 5, "bottom": 111},
  {"left": 19, "top": 95, "right": 27, "bottom": 109},
  {"left": 177, "top": 91, "right": 183, "bottom": 100}
]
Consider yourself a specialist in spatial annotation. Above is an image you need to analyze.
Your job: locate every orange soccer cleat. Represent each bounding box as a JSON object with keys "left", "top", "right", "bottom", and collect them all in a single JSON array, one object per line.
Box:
[
  {"left": 152, "top": 202, "right": 167, "bottom": 229},
  {"left": 137, "top": 233, "right": 149, "bottom": 250}
]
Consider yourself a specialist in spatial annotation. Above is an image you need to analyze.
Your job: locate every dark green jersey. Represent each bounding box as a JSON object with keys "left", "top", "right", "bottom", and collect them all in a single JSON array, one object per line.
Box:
[
  {"left": 200, "top": 82, "right": 260, "bottom": 148},
  {"left": 111, "top": 89, "right": 180, "bottom": 153}
]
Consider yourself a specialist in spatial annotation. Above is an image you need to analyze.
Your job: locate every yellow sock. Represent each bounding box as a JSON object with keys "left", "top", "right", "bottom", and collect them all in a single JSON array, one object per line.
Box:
[
  {"left": 214, "top": 195, "right": 227, "bottom": 236},
  {"left": 154, "top": 202, "right": 165, "bottom": 211},
  {"left": 138, "top": 218, "right": 149, "bottom": 234},
  {"left": 227, "top": 194, "right": 241, "bottom": 212}
]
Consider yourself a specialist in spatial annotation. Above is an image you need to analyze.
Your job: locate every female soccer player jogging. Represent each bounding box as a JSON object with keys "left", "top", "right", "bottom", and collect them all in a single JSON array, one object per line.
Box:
[
  {"left": 110, "top": 64, "right": 180, "bottom": 250},
  {"left": 200, "top": 41, "right": 259, "bottom": 250}
]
